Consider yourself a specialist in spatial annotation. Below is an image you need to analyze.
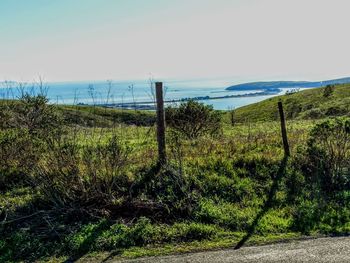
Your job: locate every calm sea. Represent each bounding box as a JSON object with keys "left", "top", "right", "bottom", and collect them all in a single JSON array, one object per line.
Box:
[{"left": 0, "top": 79, "right": 289, "bottom": 110}]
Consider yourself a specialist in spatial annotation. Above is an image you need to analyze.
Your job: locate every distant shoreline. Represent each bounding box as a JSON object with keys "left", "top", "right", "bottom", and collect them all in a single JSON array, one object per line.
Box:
[{"left": 97, "top": 89, "right": 281, "bottom": 110}]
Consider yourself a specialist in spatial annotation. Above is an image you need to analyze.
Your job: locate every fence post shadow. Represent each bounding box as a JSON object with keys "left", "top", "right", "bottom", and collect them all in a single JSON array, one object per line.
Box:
[
  {"left": 234, "top": 155, "right": 289, "bottom": 250},
  {"left": 234, "top": 101, "right": 290, "bottom": 249}
]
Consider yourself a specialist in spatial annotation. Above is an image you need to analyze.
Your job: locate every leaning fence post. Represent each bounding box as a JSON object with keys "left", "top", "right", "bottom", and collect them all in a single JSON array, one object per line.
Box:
[
  {"left": 155, "top": 82, "right": 167, "bottom": 165},
  {"left": 278, "top": 101, "right": 290, "bottom": 156}
]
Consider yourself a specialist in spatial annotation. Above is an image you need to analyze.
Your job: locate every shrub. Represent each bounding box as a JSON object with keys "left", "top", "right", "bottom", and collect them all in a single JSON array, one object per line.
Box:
[
  {"left": 0, "top": 103, "right": 14, "bottom": 129},
  {"left": 0, "top": 94, "right": 64, "bottom": 188},
  {"left": 323, "top": 84, "right": 334, "bottom": 98},
  {"left": 0, "top": 129, "right": 44, "bottom": 189},
  {"left": 286, "top": 102, "right": 302, "bottom": 119},
  {"left": 325, "top": 106, "right": 347, "bottom": 116},
  {"left": 34, "top": 135, "right": 131, "bottom": 210},
  {"left": 166, "top": 100, "right": 222, "bottom": 139},
  {"left": 13, "top": 94, "right": 63, "bottom": 139},
  {"left": 292, "top": 198, "right": 350, "bottom": 235},
  {"left": 304, "top": 118, "right": 350, "bottom": 195},
  {"left": 304, "top": 108, "right": 324, "bottom": 119}
]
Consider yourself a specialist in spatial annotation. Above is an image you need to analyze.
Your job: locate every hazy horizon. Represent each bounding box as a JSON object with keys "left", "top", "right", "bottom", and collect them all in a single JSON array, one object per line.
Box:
[
  {"left": 1, "top": 0, "right": 350, "bottom": 82},
  {"left": 2, "top": 75, "right": 350, "bottom": 87}
]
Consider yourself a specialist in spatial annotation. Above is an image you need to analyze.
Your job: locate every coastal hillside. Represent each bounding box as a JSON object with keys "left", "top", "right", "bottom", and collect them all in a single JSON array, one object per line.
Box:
[
  {"left": 3, "top": 83, "right": 350, "bottom": 127},
  {"left": 59, "top": 105, "right": 155, "bottom": 126},
  {"left": 2, "top": 86, "right": 350, "bottom": 261},
  {"left": 226, "top": 77, "right": 350, "bottom": 91},
  {"left": 233, "top": 83, "right": 350, "bottom": 122},
  {"left": 0, "top": 100, "right": 155, "bottom": 127}
]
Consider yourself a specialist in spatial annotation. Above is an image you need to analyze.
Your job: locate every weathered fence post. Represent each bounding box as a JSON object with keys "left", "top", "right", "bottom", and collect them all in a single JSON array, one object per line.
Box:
[
  {"left": 278, "top": 101, "right": 290, "bottom": 156},
  {"left": 155, "top": 82, "right": 167, "bottom": 165}
]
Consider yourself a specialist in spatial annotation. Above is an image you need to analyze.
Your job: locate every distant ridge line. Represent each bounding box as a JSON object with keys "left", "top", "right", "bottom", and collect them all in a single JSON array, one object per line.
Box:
[{"left": 226, "top": 77, "right": 350, "bottom": 91}]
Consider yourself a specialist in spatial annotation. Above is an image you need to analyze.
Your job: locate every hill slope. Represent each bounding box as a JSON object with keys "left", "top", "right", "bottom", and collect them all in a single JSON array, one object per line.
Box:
[
  {"left": 226, "top": 77, "right": 350, "bottom": 91},
  {"left": 58, "top": 105, "right": 155, "bottom": 126},
  {"left": 234, "top": 83, "right": 350, "bottom": 122},
  {"left": 0, "top": 100, "right": 155, "bottom": 127}
]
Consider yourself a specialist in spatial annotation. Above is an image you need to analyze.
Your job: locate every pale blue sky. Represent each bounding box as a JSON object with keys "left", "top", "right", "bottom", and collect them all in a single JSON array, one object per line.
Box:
[{"left": 1, "top": 0, "right": 350, "bottom": 82}]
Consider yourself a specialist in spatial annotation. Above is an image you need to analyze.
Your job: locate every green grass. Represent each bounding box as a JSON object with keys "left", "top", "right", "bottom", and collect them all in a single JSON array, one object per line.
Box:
[
  {"left": 0, "top": 118, "right": 341, "bottom": 262},
  {"left": 232, "top": 84, "right": 350, "bottom": 122},
  {"left": 59, "top": 105, "right": 156, "bottom": 127},
  {"left": 0, "top": 99, "right": 155, "bottom": 127},
  {"left": 1, "top": 89, "right": 350, "bottom": 262}
]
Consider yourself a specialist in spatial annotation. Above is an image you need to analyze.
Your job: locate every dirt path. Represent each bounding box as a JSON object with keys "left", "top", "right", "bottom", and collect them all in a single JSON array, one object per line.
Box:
[{"left": 119, "top": 236, "right": 350, "bottom": 262}]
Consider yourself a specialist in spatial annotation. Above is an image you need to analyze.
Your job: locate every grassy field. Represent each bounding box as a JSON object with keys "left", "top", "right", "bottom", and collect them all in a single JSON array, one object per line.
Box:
[
  {"left": 0, "top": 85, "right": 350, "bottom": 262},
  {"left": 233, "top": 83, "right": 350, "bottom": 122}
]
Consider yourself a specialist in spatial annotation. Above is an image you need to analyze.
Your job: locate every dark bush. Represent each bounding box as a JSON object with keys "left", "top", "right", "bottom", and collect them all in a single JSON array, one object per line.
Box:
[
  {"left": 166, "top": 100, "right": 222, "bottom": 139},
  {"left": 286, "top": 102, "right": 302, "bottom": 119},
  {"left": 325, "top": 106, "right": 347, "bottom": 117},
  {"left": 304, "top": 118, "right": 350, "bottom": 196},
  {"left": 0, "top": 102, "right": 14, "bottom": 129},
  {"left": 323, "top": 84, "right": 334, "bottom": 98},
  {"left": 304, "top": 108, "right": 324, "bottom": 119}
]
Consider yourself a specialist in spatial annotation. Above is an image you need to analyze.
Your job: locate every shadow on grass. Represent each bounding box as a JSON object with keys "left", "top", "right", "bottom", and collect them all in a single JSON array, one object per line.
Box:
[
  {"left": 234, "top": 156, "right": 289, "bottom": 250},
  {"left": 101, "top": 250, "right": 124, "bottom": 263},
  {"left": 63, "top": 220, "right": 112, "bottom": 263}
]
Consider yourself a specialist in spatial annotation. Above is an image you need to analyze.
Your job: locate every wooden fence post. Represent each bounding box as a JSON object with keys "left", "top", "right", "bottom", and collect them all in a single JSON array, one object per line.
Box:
[
  {"left": 278, "top": 101, "right": 290, "bottom": 156},
  {"left": 155, "top": 82, "right": 167, "bottom": 165}
]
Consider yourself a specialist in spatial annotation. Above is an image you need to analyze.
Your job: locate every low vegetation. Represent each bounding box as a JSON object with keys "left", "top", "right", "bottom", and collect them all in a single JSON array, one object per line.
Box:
[
  {"left": 1, "top": 84, "right": 350, "bottom": 262},
  {"left": 166, "top": 100, "right": 222, "bottom": 139},
  {"left": 233, "top": 83, "right": 350, "bottom": 122}
]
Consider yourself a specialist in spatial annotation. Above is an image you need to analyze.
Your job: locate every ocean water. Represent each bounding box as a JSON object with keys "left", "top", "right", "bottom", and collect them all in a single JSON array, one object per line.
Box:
[{"left": 0, "top": 79, "right": 289, "bottom": 110}]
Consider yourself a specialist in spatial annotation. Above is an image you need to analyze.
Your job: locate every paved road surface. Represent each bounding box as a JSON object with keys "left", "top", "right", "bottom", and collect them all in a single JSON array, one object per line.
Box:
[{"left": 120, "top": 236, "right": 350, "bottom": 263}]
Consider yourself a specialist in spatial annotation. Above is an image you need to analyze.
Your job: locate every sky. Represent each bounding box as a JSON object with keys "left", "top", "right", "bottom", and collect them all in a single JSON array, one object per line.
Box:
[{"left": 1, "top": 0, "right": 350, "bottom": 82}]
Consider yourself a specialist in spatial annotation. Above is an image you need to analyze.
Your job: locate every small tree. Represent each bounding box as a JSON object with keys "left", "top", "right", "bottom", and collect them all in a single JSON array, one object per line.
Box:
[
  {"left": 14, "top": 94, "right": 63, "bottom": 140},
  {"left": 166, "top": 100, "right": 222, "bottom": 139},
  {"left": 323, "top": 84, "right": 334, "bottom": 98}
]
